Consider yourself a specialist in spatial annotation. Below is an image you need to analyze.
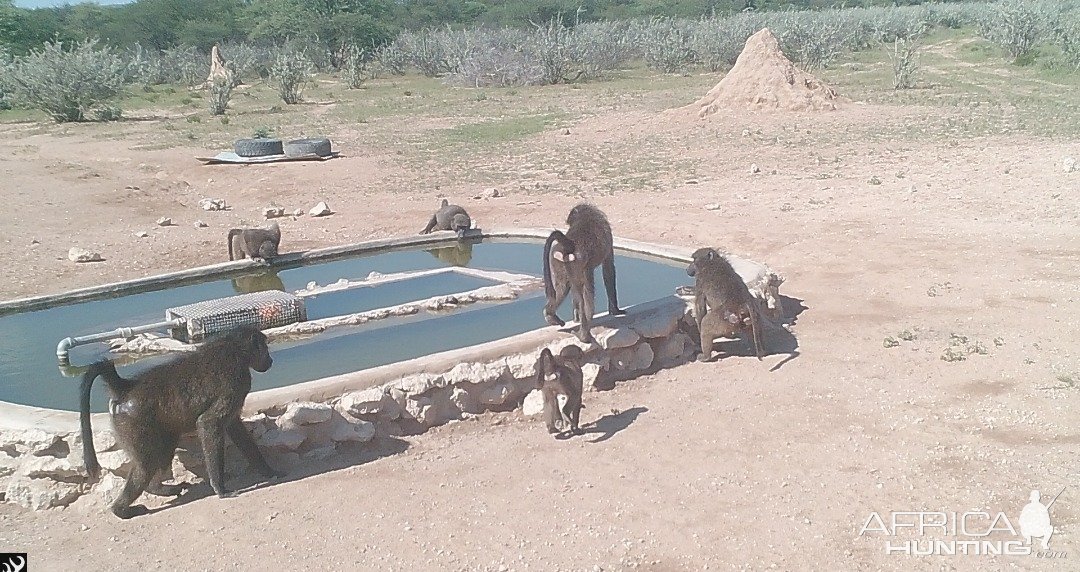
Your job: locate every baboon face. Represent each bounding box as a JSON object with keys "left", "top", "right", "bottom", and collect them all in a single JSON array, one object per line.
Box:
[
  {"left": 534, "top": 348, "right": 557, "bottom": 389},
  {"left": 687, "top": 247, "right": 720, "bottom": 277},
  {"left": 257, "top": 241, "right": 278, "bottom": 259},
  {"left": 246, "top": 329, "right": 273, "bottom": 372},
  {"left": 451, "top": 213, "right": 470, "bottom": 236},
  {"left": 566, "top": 203, "right": 587, "bottom": 225},
  {"left": 550, "top": 237, "right": 578, "bottom": 263}
]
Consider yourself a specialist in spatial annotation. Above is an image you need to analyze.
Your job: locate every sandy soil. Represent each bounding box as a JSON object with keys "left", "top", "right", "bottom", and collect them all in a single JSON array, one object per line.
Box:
[{"left": 0, "top": 78, "right": 1078, "bottom": 571}]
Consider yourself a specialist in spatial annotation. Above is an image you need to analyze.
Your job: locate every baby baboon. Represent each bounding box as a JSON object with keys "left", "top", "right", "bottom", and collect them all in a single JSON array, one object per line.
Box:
[
  {"left": 686, "top": 247, "right": 765, "bottom": 362},
  {"left": 420, "top": 199, "right": 472, "bottom": 238},
  {"left": 542, "top": 203, "right": 624, "bottom": 344},
  {"left": 534, "top": 345, "right": 585, "bottom": 436},
  {"left": 228, "top": 222, "right": 281, "bottom": 261},
  {"left": 80, "top": 325, "right": 284, "bottom": 519}
]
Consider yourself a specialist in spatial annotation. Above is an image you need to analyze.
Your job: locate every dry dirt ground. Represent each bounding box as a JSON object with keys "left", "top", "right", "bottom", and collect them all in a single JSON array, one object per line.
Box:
[{"left": 0, "top": 42, "right": 1078, "bottom": 570}]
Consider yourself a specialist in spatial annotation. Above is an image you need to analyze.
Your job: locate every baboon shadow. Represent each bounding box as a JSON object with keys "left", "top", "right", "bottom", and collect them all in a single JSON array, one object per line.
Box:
[
  {"left": 767, "top": 295, "right": 807, "bottom": 372},
  {"left": 582, "top": 406, "right": 648, "bottom": 444},
  {"left": 153, "top": 435, "right": 409, "bottom": 513}
]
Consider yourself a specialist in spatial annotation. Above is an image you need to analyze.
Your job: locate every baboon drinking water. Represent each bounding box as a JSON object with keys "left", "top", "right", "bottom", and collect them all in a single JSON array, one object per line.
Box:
[
  {"left": 80, "top": 325, "right": 284, "bottom": 519},
  {"left": 534, "top": 345, "right": 586, "bottom": 436},
  {"left": 542, "top": 203, "right": 624, "bottom": 344},
  {"left": 227, "top": 222, "right": 281, "bottom": 261},
  {"left": 686, "top": 247, "right": 765, "bottom": 362},
  {"left": 420, "top": 199, "right": 472, "bottom": 238}
]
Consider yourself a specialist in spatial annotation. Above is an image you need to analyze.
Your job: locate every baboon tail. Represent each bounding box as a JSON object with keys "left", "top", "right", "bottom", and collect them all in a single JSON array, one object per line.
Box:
[
  {"left": 747, "top": 301, "right": 764, "bottom": 361},
  {"left": 226, "top": 228, "right": 242, "bottom": 260},
  {"left": 542, "top": 231, "right": 562, "bottom": 300},
  {"left": 79, "top": 360, "right": 116, "bottom": 479}
]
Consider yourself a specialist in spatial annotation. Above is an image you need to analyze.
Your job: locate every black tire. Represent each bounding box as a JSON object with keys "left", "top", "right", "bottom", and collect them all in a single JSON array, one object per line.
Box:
[
  {"left": 284, "top": 137, "right": 332, "bottom": 157},
  {"left": 234, "top": 138, "right": 284, "bottom": 157}
]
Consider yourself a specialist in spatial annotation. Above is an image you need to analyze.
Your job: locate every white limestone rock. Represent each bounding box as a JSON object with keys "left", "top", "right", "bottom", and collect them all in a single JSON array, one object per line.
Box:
[
  {"left": 67, "top": 247, "right": 103, "bottom": 263},
  {"left": 198, "top": 198, "right": 227, "bottom": 211},
  {"left": 309, "top": 201, "right": 333, "bottom": 217},
  {"left": 522, "top": 390, "right": 545, "bottom": 416},
  {"left": 592, "top": 327, "right": 640, "bottom": 350},
  {"left": 629, "top": 306, "right": 682, "bottom": 339},
  {"left": 610, "top": 343, "right": 655, "bottom": 372},
  {"left": 280, "top": 401, "right": 333, "bottom": 426},
  {"left": 258, "top": 427, "right": 306, "bottom": 451},
  {"left": 5, "top": 478, "right": 81, "bottom": 510},
  {"left": 337, "top": 387, "right": 394, "bottom": 417},
  {"left": 17, "top": 456, "right": 83, "bottom": 480}
]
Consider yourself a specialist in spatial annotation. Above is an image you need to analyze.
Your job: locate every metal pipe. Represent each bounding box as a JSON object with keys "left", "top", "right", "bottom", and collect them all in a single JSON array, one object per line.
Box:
[{"left": 56, "top": 319, "right": 184, "bottom": 362}]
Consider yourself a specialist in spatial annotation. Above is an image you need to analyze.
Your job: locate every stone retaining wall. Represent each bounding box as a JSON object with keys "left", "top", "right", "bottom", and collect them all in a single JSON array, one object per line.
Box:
[{"left": 0, "top": 296, "right": 697, "bottom": 511}]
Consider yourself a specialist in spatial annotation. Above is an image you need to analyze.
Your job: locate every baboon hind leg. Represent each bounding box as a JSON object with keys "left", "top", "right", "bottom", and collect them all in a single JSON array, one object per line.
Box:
[
  {"left": 420, "top": 215, "right": 438, "bottom": 234},
  {"left": 111, "top": 465, "right": 154, "bottom": 519},
  {"left": 197, "top": 413, "right": 233, "bottom": 498},
  {"left": 563, "top": 398, "right": 582, "bottom": 435},
  {"left": 543, "top": 269, "right": 571, "bottom": 327},
  {"left": 145, "top": 438, "right": 185, "bottom": 497},
  {"left": 574, "top": 271, "right": 597, "bottom": 344},
  {"left": 601, "top": 256, "right": 624, "bottom": 315},
  {"left": 542, "top": 391, "right": 560, "bottom": 434},
  {"left": 227, "top": 417, "right": 284, "bottom": 479}
]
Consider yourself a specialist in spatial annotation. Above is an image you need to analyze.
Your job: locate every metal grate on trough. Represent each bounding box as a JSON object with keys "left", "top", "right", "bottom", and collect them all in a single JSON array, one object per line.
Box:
[{"left": 166, "top": 290, "right": 306, "bottom": 343}]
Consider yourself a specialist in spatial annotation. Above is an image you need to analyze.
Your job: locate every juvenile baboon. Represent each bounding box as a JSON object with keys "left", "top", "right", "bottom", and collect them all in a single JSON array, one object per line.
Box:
[
  {"left": 534, "top": 345, "right": 586, "bottom": 436},
  {"left": 420, "top": 199, "right": 472, "bottom": 238},
  {"left": 542, "top": 203, "right": 625, "bottom": 344},
  {"left": 227, "top": 222, "right": 281, "bottom": 261},
  {"left": 686, "top": 247, "right": 765, "bottom": 362},
  {"left": 80, "top": 325, "right": 284, "bottom": 519}
]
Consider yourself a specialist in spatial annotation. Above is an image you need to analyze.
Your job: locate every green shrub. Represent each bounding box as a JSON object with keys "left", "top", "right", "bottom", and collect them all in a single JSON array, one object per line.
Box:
[
  {"left": 269, "top": 48, "right": 314, "bottom": 104},
  {"left": 341, "top": 44, "right": 369, "bottom": 89},
  {"left": 8, "top": 39, "right": 125, "bottom": 123},
  {"left": 208, "top": 70, "right": 234, "bottom": 115},
  {"left": 977, "top": 0, "right": 1044, "bottom": 62}
]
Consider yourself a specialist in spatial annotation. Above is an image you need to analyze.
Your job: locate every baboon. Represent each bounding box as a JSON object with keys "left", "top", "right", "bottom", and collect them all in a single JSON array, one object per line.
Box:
[
  {"left": 227, "top": 222, "right": 281, "bottom": 261},
  {"left": 534, "top": 345, "right": 586, "bottom": 436},
  {"left": 542, "top": 203, "right": 624, "bottom": 344},
  {"left": 420, "top": 199, "right": 472, "bottom": 238},
  {"left": 686, "top": 247, "right": 765, "bottom": 362},
  {"left": 80, "top": 325, "right": 284, "bottom": 519}
]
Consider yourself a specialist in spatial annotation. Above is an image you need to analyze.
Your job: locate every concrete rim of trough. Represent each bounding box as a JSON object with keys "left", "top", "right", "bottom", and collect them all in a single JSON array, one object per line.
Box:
[{"left": 0, "top": 228, "right": 778, "bottom": 434}]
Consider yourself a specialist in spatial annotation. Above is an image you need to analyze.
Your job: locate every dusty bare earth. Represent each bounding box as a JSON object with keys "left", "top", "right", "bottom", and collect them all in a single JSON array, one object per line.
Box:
[{"left": 0, "top": 42, "right": 1078, "bottom": 571}]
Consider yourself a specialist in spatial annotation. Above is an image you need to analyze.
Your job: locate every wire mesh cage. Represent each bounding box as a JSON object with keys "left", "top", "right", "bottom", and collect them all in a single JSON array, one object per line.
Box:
[{"left": 166, "top": 290, "right": 306, "bottom": 343}]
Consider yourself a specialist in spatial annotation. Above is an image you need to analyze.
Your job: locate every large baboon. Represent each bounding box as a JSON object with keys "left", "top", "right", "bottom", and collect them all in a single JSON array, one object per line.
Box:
[
  {"left": 420, "top": 199, "right": 472, "bottom": 238},
  {"left": 228, "top": 223, "right": 281, "bottom": 261},
  {"left": 534, "top": 345, "right": 585, "bottom": 436},
  {"left": 542, "top": 203, "right": 624, "bottom": 344},
  {"left": 80, "top": 325, "right": 283, "bottom": 519},
  {"left": 686, "top": 247, "right": 765, "bottom": 362}
]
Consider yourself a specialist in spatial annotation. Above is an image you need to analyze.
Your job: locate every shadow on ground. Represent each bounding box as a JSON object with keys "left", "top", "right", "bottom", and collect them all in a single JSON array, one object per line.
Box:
[
  {"left": 154, "top": 434, "right": 409, "bottom": 515},
  {"left": 582, "top": 406, "right": 648, "bottom": 444}
]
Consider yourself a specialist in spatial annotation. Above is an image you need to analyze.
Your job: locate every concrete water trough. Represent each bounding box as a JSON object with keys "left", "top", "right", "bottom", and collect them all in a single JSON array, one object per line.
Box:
[{"left": 0, "top": 229, "right": 785, "bottom": 511}]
